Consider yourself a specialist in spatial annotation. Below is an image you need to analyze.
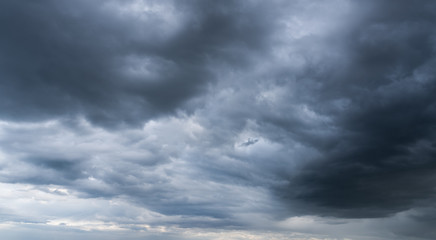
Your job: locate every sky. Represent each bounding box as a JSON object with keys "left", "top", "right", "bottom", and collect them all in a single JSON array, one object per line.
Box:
[{"left": 0, "top": 0, "right": 436, "bottom": 239}]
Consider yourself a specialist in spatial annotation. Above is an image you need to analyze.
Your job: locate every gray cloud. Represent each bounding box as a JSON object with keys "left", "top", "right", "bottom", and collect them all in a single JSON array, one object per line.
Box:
[
  {"left": 273, "top": 0, "right": 436, "bottom": 220},
  {"left": 0, "top": 0, "right": 275, "bottom": 128},
  {"left": 0, "top": 0, "right": 436, "bottom": 239}
]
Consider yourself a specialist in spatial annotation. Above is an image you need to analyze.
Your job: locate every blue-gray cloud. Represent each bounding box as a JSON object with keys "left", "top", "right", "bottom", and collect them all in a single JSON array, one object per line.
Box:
[{"left": 0, "top": 0, "right": 435, "bottom": 240}]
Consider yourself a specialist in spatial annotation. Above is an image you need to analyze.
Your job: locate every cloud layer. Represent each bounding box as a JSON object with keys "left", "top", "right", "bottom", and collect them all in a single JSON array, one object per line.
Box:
[{"left": 0, "top": 0, "right": 435, "bottom": 239}]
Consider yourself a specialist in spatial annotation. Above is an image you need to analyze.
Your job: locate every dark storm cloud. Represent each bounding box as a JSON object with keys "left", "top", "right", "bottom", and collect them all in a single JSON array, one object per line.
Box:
[
  {"left": 0, "top": 0, "right": 275, "bottom": 128},
  {"left": 0, "top": 0, "right": 292, "bottom": 228},
  {"left": 273, "top": 0, "right": 436, "bottom": 220},
  {"left": 1, "top": 0, "right": 436, "bottom": 239},
  {"left": 24, "top": 157, "right": 85, "bottom": 183}
]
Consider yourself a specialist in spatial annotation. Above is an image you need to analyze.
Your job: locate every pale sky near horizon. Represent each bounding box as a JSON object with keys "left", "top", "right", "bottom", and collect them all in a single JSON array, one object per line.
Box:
[{"left": 1, "top": 0, "right": 436, "bottom": 239}]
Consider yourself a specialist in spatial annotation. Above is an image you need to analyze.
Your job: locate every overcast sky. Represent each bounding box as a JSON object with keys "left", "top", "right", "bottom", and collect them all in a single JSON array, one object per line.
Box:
[{"left": 1, "top": 0, "right": 436, "bottom": 239}]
